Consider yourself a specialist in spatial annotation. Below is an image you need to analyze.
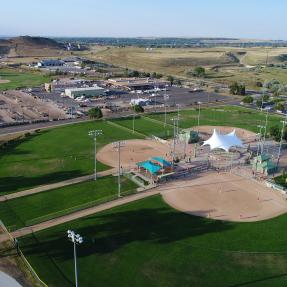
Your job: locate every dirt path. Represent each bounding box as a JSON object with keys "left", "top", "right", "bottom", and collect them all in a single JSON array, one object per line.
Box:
[
  {"left": 10, "top": 187, "right": 160, "bottom": 239},
  {"left": 0, "top": 168, "right": 116, "bottom": 202}
]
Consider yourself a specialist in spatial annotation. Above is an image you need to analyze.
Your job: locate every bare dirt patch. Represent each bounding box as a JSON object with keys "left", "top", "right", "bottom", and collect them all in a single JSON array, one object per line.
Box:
[
  {"left": 161, "top": 171, "right": 287, "bottom": 222},
  {"left": 97, "top": 139, "right": 171, "bottom": 168},
  {"left": 0, "top": 79, "right": 10, "bottom": 84}
]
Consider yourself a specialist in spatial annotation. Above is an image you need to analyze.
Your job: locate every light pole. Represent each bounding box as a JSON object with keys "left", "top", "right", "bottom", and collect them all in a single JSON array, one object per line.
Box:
[
  {"left": 197, "top": 101, "right": 202, "bottom": 132},
  {"left": 113, "top": 141, "right": 126, "bottom": 197},
  {"left": 67, "top": 230, "right": 83, "bottom": 287},
  {"left": 132, "top": 113, "right": 135, "bottom": 133},
  {"left": 276, "top": 116, "right": 287, "bottom": 168},
  {"left": 164, "top": 91, "right": 169, "bottom": 128},
  {"left": 176, "top": 104, "right": 180, "bottom": 136},
  {"left": 88, "top": 130, "right": 103, "bottom": 180},
  {"left": 171, "top": 118, "right": 177, "bottom": 166}
]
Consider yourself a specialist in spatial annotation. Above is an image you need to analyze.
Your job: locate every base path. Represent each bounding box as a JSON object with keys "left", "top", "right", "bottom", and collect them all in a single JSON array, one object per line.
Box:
[
  {"left": 97, "top": 139, "right": 171, "bottom": 168},
  {"left": 11, "top": 188, "right": 161, "bottom": 239},
  {"left": 161, "top": 171, "right": 287, "bottom": 222},
  {"left": 0, "top": 168, "right": 116, "bottom": 202}
]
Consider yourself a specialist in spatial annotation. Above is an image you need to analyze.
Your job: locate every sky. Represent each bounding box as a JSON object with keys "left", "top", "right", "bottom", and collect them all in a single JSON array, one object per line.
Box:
[{"left": 1, "top": 0, "right": 287, "bottom": 39}]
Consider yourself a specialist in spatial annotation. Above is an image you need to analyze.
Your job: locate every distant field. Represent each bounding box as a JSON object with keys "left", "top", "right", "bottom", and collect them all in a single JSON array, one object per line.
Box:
[
  {"left": 0, "top": 68, "right": 51, "bottom": 90},
  {"left": 0, "top": 120, "right": 143, "bottom": 194},
  {"left": 90, "top": 46, "right": 287, "bottom": 88},
  {"left": 19, "top": 195, "right": 287, "bottom": 287},
  {"left": 0, "top": 175, "right": 137, "bottom": 230}
]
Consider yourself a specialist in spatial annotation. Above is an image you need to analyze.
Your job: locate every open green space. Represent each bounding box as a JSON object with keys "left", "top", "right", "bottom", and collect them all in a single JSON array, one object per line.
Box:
[
  {"left": 19, "top": 195, "right": 287, "bottom": 287},
  {"left": 111, "top": 116, "right": 174, "bottom": 138},
  {"left": 147, "top": 105, "right": 283, "bottom": 133},
  {"left": 0, "top": 120, "right": 143, "bottom": 194},
  {"left": 0, "top": 68, "right": 51, "bottom": 90},
  {"left": 0, "top": 176, "right": 137, "bottom": 231}
]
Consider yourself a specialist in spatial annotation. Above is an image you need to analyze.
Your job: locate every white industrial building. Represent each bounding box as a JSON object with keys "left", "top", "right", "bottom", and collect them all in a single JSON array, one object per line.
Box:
[
  {"left": 65, "top": 86, "right": 105, "bottom": 99},
  {"left": 37, "top": 59, "right": 65, "bottom": 67}
]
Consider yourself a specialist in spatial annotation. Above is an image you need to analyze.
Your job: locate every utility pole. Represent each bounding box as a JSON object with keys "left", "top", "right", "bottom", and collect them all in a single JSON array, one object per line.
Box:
[
  {"left": 67, "top": 230, "right": 83, "bottom": 287},
  {"left": 276, "top": 116, "right": 287, "bottom": 168},
  {"left": 113, "top": 141, "right": 126, "bottom": 197},
  {"left": 88, "top": 130, "right": 103, "bottom": 180}
]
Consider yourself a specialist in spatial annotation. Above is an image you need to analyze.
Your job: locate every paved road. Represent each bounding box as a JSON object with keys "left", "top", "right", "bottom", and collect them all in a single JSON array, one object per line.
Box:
[
  {"left": 0, "top": 168, "right": 116, "bottom": 202},
  {"left": 11, "top": 186, "right": 161, "bottom": 239},
  {"left": 0, "top": 117, "right": 90, "bottom": 136}
]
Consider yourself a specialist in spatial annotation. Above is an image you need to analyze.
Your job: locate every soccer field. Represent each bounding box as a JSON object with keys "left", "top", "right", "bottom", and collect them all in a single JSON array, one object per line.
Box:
[{"left": 19, "top": 195, "right": 287, "bottom": 287}]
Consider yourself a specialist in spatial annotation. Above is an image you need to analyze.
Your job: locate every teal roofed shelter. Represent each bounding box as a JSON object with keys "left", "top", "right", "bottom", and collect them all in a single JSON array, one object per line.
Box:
[
  {"left": 137, "top": 161, "right": 162, "bottom": 175},
  {"left": 151, "top": 157, "right": 172, "bottom": 167}
]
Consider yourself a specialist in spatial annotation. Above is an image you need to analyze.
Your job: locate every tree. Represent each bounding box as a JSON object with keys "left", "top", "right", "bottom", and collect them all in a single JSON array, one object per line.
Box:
[
  {"left": 242, "top": 96, "right": 253, "bottom": 104},
  {"left": 276, "top": 102, "right": 285, "bottom": 112},
  {"left": 270, "top": 125, "right": 281, "bottom": 142},
  {"left": 167, "top": 75, "right": 174, "bottom": 86},
  {"left": 88, "top": 107, "right": 103, "bottom": 119},
  {"left": 133, "top": 104, "right": 144, "bottom": 113},
  {"left": 262, "top": 94, "right": 270, "bottom": 102},
  {"left": 193, "top": 66, "right": 206, "bottom": 78},
  {"left": 229, "top": 82, "right": 246, "bottom": 96},
  {"left": 256, "top": 99, "right": 262, "bottom": 108},
  {"left": 174, "top": 79, "right": 182, "bottom": 86}
]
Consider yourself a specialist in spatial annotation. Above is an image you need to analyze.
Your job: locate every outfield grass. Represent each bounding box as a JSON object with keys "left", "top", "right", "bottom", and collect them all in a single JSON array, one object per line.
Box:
[
  {"left": 111, "top": 117, "right": 174, "bottom": 138},
  {"left": 0, "top": 120, "right": 144, "bottom": 194},
  {"left": 146, "top": 105, "right": 283, "bottom": 133},
  {"left": 0, "top": 176, "right": 137, "bottom": 231},
  {"left": 0, "top": 68, "right": 51, "bottom": 90},
  {"left": 19, "top": 195, "right": 287, "bottom": 287}
]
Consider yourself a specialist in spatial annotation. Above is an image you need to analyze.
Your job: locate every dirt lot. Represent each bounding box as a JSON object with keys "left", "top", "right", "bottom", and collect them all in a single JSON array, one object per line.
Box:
[
  {"left": 161, "top": 171, "right": 287, "bottom": 222},
  {"left": 97, "top": 139, "right": 171, "bottom": 168},
  {"left": 0, "top": 90, "right": 67, "bottom": 123}
]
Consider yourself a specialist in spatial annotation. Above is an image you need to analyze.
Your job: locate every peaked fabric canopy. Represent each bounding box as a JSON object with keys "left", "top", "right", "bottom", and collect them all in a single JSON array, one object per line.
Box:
[{"left": 202, "top": 129, "right": 243, "bottom": 152}]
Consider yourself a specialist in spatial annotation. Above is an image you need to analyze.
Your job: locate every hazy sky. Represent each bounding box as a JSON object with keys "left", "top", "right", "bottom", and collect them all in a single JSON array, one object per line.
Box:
[{"left": 1, "top": 0, "right": 286, "bottom": 39}]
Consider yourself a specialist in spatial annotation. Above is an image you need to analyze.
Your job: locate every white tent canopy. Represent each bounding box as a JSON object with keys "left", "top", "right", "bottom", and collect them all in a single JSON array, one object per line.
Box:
[{"left": 202, "top": 129, "right": 243, "bottom": 152}]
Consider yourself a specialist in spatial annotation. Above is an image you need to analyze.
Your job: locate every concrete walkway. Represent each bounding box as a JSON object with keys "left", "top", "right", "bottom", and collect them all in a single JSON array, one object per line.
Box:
[
  {"left": 0, "top": 168, "right": 116, "bottom": 202},
  {"left": 11, "top": 187, "right": 160, "bottom": 239}
]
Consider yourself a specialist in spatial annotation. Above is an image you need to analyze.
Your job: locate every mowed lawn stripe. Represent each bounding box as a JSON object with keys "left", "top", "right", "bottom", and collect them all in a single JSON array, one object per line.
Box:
[{"left": 0, "top": 176, "right": 137, "bottom": 230}]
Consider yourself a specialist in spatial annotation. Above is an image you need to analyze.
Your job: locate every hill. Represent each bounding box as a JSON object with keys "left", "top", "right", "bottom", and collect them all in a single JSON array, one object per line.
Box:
[{"left": 0, "top": 36, "right": 65, "bottom": 57}]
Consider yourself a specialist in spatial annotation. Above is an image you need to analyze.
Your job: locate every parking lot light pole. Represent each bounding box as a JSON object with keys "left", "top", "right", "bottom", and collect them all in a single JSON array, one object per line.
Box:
[
  {"left": 88, "top": 130, "right": 103, "bottom": 180},
  {"left": 113, "top": 141, "right": 126, "bottom": 197},
  {"left": 67, "top": 230, "right": 83, "bottom": 287}
]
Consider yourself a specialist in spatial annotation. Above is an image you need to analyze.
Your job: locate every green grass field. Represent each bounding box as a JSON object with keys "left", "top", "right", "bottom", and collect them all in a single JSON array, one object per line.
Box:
[
  {"left": 19, "top": 195, "right": 287, "bottom": 287},
  {"left": 147, "top": 105, "right": 283, "bottom": 133},
  {"left": 0, "top": 68, "right": 51, "bottom": 90},
  {"left": 0, "top": 120, "right": 143, "bottom": 194},
  {"left": 0, "top": 176, "right": 137, "bottom": 231}
]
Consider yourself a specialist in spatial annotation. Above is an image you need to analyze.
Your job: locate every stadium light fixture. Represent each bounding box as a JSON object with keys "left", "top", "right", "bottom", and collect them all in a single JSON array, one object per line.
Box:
[
  {"left": 88, "top": 130, "right": 103, "bottom": 180},
  {"left": 67, "top": 230, "right": 83, "bottom": 287}
]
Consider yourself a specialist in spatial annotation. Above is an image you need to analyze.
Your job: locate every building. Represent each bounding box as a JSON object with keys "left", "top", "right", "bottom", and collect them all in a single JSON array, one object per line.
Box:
[
  {"left": 106, "top": 77, "right": 170, "bottom": 91},
  {"left": 37, "top": 59, "right": 64, "bottom": 67},
  {"left": 252, "top": 154, "right": 277, "bottom": 175},
  {"left": 65, "top": 86, "right": 105, "bottom": 99}
]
